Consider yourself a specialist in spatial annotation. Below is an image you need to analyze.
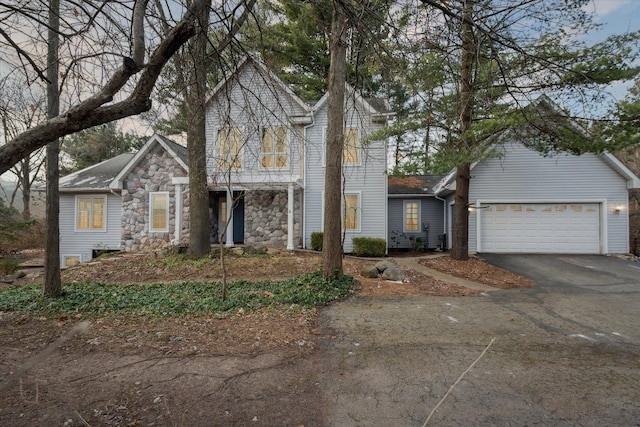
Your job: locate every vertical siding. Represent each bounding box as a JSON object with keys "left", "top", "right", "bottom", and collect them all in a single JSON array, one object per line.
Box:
[
  {"left": 59, "top": 192, "right": 122, "bottom": 267},
  {"left": 304, "top": 95, "right": 387, "bottom": 253},
  {"left": 387, "top": 197, "right": 444, "bottom": 249},
  {"left": 468, "top": 141, "right": 630, "bottom": 253}
]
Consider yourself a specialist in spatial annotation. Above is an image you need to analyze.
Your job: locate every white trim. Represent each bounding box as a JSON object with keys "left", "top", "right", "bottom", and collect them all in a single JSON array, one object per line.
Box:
[
  {"left": 74, "top": 195, "right": 107, "bottom": 233},
  {"left": 321, "top": 127, "right": 361, "bottom": 167},
  {"left": 149, "top": 192, "right": 170, "bottom": 233},
  {"left": 110, "top": 135, "right": 188, "bottom": 190},
  {"left": 287, "top": 184, "right": 294, "bottom": 250},
  {"left": 260, "top": 126, "right": 290, "bottom": 171},
  {"left": 402, "top": 200, "right": 422, "bottom": 234},
  {"left": 62, "top": 254, "right": 82, "bottom": 269},
  {"left": 600, "top": 152, "right": 640, "bottom": 189},
  {"left": 174, "top": 184, "right": 183, "bottom": 244},
  {"left": 215, "top": 127, "right": 244, "bottom": 171},
  {"left": 343, "top": 191, "right": 362, "bottom": 233}
]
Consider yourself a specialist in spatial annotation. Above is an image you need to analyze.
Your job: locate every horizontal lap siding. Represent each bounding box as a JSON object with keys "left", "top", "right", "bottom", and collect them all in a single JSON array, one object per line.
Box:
[
  {"left": 304, "top": 97, "right": 387, "bottom": 253},
  {"left": 205, "top": 64, "right": 306, "bottom": 186},
  {"left": 60, "top": 192, "right": 122, "bottom": 267},
  {"left": 388, "top": 198, "right": 444, "bottom": 249},
  {"left": 468, "top": 142, "right": 629, "bottom": 253}
]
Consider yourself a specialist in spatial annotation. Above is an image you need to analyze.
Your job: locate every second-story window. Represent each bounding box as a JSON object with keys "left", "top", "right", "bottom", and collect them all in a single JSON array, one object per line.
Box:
[
  {"left": 217, "top": 128, "right": 242, "bottom": 169},
  {"left": 261, "top": 126, "right": 288, "bottom": 169},
  {"left": 343, "top": 128, "right": 359, "bottom": 165}
]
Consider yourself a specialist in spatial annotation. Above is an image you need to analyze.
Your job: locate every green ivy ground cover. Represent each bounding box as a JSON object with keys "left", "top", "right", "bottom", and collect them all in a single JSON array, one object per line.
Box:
[{"left": 0, "top": 273, "right": 354, "bottom": 317}]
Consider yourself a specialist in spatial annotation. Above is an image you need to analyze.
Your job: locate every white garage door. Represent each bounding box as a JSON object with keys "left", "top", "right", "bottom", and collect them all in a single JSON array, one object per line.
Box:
[{"left": 479, "top": 203, "right": 601, "bottom": 253}]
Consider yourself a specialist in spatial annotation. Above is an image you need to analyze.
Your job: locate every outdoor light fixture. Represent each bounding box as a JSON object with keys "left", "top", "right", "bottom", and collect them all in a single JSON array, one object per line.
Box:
[{"left": 614, "top": 205, "right": 624, "bottom": 214}]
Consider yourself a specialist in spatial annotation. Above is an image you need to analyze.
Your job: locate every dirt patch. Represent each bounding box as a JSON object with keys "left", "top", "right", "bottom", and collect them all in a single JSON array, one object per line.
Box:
[
  {"left": 420, "top": 255, "right": 534, "bottom": 289},
  {"left": 0, "top": 250, "right": 512, "bottom": 426}
]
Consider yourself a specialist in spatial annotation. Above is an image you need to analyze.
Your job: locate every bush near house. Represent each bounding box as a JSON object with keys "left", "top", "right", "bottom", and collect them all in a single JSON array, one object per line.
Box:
[
  {"left": 311, "top": 232, "right": 323, "bottom": 251},
  {"left": 352, "top": 237, "right": 386, "bottom": 257}
]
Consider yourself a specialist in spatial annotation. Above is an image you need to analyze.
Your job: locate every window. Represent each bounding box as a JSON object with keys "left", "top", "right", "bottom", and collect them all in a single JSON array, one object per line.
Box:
[
  {"left": 404, "top": 201, "right": 420, "bottom": 232},
  {"left": 63, "top": 256, "right": 80, "bottom": 268},
  {"left": 322, "top": 127, "right": 360, "bottom": 166},
  {"left": 261, "top": 126, "right": 288, "bottom": 169},
  {"left": 216, "top": 128, "right": 242, "bottom": 169},
  {"left": 76, "top": 196, "right": 106, "bottom": 231},
  {"left": 150, "top": 192, "right": 169, "bottom": 232},
  {"left": 220, "top": 199, "right": 227, "bottom": 223},
  {"left": 343, "top": 193, "right": 360, "bottom": 231},
  {"left": 343, "top": 128, "right": 359, "bottom": 164}
]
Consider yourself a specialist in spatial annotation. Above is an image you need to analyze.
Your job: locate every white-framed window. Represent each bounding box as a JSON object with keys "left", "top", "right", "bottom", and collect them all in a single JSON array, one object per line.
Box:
[
  {"left": 149, "top": 192, "right": 170, "bottom": 232},
  {"left": 261, "top": 126, "right": 288, "bottom": 169},
  {"left": 75, "top": 195, "right": 106, "bottom": 231},
  {"left": 322, "top": 127, "right": 361, "bottom": 166},
  {"left": 216, "top": 128, "right": 242, "bottom": 169},
  {"left": 63, "top": 255, "right": 81, "bottom": 268},
  {"left": 403, "top": 200, "right": 421, "bottom": 232},
  {"left": 320, "top": 192, "right": 361, "bottom": 233},
  {"left": 343, "top": 192, "right": 361, "bottom": 232},
  {"left": 343, "top": 128, "right": 360, "bottom": 165}
]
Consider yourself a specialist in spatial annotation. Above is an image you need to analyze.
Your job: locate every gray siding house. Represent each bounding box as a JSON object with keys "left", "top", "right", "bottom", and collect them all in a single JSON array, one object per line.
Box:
[
  {"left": 56, "top": 152, "right": 134, "bottom": 268},
  {"left": 387, "top": 175, "right": 445, "bottom": 250},
  {"left": 55, "top": 135, "right": 189, "bottom": 268},
  {"left": 51, "top": 60, "right": 640, "bottom": 266},
  {"left": 54, "top": 56, "right": 390, "bottom": 266},
  {"left": 435, "top": 141, "right": 640, "bottom": 254},
  {"left": 205, "top": 56, "right": 389, "bottom": 253}
]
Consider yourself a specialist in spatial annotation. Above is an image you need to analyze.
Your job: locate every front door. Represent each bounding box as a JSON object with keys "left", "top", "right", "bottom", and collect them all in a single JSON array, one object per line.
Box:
[{"left": 217, "top": 193, "right": 244, "bottom": 244}]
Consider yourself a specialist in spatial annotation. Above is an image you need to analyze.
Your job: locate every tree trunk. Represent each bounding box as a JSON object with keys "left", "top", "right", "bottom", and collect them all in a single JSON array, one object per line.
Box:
[
  {"left": 323, "top": 1, "right": 348, "bottom": 279},
  {"left": 450, "top": 162, "right": 470, "bottom": 260},
  {"left": 186, "top": 1, "right": 211, "bottom": 257},
  {"left": 21, "top": 159, "right": 31, "bottom": 221},
  {"left": 44, "top": 0, "right": 61, "bottom": 297},
  {"left": 450, "top": 0, "right": 475, "bottom": 261}
]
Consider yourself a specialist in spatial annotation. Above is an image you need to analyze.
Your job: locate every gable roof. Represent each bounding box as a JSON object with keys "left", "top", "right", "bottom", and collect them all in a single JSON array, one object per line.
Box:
[
  {"left": 313, "top": 85, "right": 393, "bottom": 123},
  {"left": 388, "top": 175, "right": 444, "bottom": 196},
  {"left": 109, "top": 134, "right": 188, "bottom": 190},
  {"left": 56, "top": 152, "right": 135, "bottom": 192},
  {"left": 433, "top": 143, "right": 640, "bottom": 196},
  {"left": 206, "top": 56, "right": 312, "bottom": 121}
]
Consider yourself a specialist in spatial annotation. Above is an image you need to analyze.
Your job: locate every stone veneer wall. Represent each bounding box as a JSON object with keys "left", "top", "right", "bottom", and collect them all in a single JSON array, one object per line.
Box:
[
  {"left": 121, "top": 144, "right": 189, "bottom": 252},
  {"left": 244, "top": 189, "right": 302, "bottom": 247}
]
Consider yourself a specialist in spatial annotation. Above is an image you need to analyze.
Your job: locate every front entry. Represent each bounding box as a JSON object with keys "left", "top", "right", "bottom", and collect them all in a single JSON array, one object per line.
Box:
[{"left": 211, "top": 191, "right": 244, "bottom": 244}]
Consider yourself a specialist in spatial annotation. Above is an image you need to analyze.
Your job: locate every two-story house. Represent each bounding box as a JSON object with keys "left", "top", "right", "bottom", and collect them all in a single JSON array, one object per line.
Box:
[
  {"left": 205, "top": 56, "right": 389, "bottom": 253},
  {"left": 52, "top": 56, "right": 390, "bottom": 266}
]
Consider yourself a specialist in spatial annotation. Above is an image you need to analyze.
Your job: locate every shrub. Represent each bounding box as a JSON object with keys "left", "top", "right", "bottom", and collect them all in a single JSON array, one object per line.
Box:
[
  {"left": 0, "top": 257, "right": 20, "bottom": 276},
  {"left": 311, "top": 231, "right": 323, "bottom": 251},
  {"left": 352, "top": 237, "right": 386, "bottom": 257}
]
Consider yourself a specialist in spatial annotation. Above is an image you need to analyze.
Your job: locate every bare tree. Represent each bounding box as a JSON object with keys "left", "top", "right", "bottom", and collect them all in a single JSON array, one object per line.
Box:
[
  {"left": 44, "top": 0, "right": 61, "bottom": 298},
  {"left": 0, "top": 0, "right": 254, "bottom": 175},
  {"left": 0, "top": 79, "right": 46, "bottom": 219}
]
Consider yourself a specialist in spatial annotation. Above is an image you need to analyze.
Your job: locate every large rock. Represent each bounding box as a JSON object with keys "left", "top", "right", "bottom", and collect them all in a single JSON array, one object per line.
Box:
[
  {"left": 361, "top": 265, "right": 380, "bottom": 278},
  {"left": 382, "top": 266, "right": 405, "bottom": 281},
  {"left": 375, "top": 258, "right": 398, "bottom": 273}
]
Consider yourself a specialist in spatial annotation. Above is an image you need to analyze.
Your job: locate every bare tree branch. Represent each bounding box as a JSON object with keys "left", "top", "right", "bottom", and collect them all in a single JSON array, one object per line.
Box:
[{"left": 0, "top": 0, "right": 255, "bottom": 176}]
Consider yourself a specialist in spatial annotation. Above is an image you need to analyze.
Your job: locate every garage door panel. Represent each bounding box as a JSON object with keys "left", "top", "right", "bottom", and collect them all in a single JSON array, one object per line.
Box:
[{"left": 480, "top": 203, "right": 600, "bottom": 254}]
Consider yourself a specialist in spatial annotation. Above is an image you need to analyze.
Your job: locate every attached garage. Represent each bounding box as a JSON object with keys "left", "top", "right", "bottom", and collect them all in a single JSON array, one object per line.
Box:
[{"left": 477, "top": 202, "right": 602, "bottom": 254}]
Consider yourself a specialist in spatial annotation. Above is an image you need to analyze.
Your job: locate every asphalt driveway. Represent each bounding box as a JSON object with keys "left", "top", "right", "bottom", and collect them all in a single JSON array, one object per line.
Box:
[{"left": 319, "top": 254, "right": 640, "bottom": 426}]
